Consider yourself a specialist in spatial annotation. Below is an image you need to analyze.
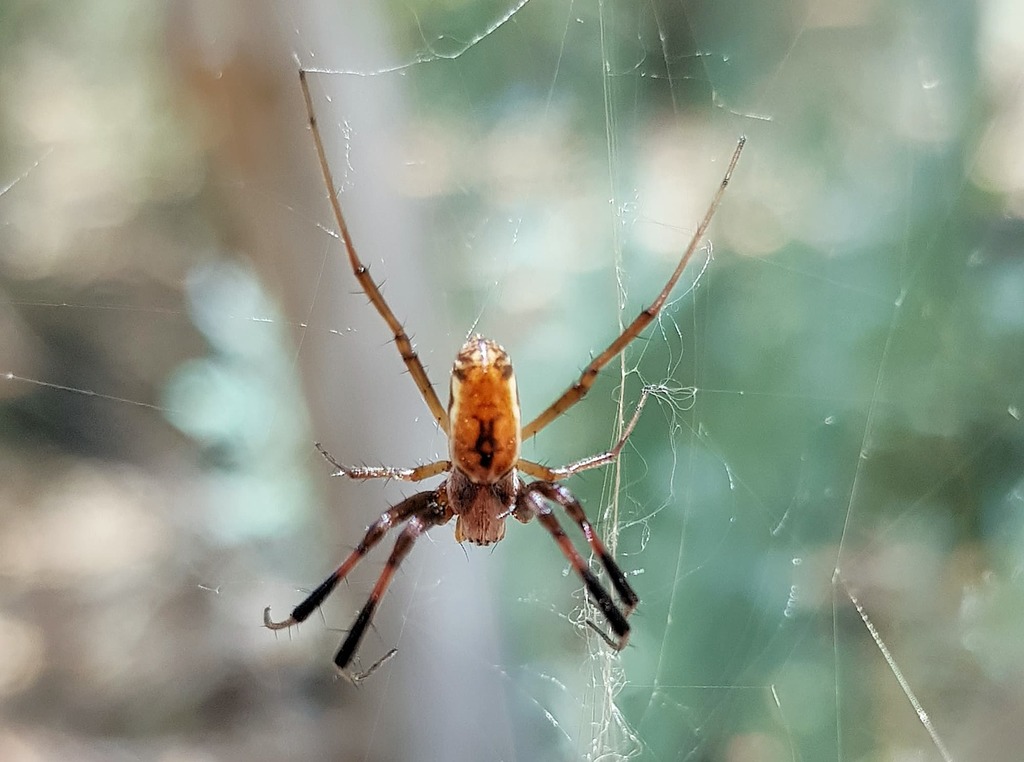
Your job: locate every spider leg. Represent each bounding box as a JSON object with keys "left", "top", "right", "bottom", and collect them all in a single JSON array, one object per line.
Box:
[
  {"left": 519, "top": 485, "right": 634, "bottom": 651},
  {"left": 263, "top": 488, "right": 444, "bottom": 631},
  {"left": 299, "top": 69, "right": 450, "bottom": 434},
  {"left": 315, "top": 442, "right": 450, "bottom": 483},
  {"left": 518, "top": 384, "right": 653, "bottom": 481},
  {"left": 332, "top": 510, "right": 448, "bottom": 679},
  {"left": 520, "top": 138, "right": 745, "bottom": 442},
  {"left": 526, "top": 481, "right": 638, "bottom": 615}
]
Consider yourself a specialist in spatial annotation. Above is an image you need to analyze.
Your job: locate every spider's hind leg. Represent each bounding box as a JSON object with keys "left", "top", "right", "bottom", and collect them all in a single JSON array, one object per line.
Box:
[
  {"left": 519, "top": 483, "right": 637, "bottom": 651},
  {"left": 528, "top": 481, "right": 638, "bottom": 615},
  {"left": 333, "top": 505, "right": 451, "bottom": 678},
  {"left": 264, "top": 487, "right": 452, "bottom": 678}
]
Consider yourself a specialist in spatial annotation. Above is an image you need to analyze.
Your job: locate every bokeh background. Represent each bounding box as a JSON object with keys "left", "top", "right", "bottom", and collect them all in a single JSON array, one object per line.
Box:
[{"left": 2, "top": 1, "right": 1024, "bottom": 760}]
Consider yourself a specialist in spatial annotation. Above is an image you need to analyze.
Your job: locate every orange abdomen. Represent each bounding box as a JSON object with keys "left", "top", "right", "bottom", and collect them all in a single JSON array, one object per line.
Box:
[{"left": 448, "top": 337, "right": 521, "bottom": 483}]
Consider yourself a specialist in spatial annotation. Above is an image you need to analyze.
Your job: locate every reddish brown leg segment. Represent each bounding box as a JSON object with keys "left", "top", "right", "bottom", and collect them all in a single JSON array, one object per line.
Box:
[
  {"left": 264, "top": 490, "right": 442, "bottom": 629},
  {"left": 333, "top": 514, "right": 440, "bottom": 672},
  {"left": 519, "top": 485, "right": 634, "bottom": 649},
  {"left": 527, "top": 481, "right": 638, "bottom": 615}
]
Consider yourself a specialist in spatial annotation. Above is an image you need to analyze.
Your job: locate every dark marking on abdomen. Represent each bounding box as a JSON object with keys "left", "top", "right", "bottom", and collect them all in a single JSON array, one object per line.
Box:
[{"left": 475, "top": 418, "right": 496, "bottom": 468}]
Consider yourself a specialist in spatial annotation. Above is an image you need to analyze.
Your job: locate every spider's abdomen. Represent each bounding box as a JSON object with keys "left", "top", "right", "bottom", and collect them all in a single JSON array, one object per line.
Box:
[{"left": 448, "top": 336, "right": 521, "bottom": 484}]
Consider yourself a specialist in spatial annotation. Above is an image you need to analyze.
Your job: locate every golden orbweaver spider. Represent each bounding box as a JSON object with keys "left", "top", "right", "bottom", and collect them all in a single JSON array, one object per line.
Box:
[{"left": 264, "top": 69, "right": 745, "bottom": 682}]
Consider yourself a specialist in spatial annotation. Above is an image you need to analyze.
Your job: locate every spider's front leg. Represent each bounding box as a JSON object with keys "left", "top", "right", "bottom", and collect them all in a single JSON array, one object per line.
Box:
[{"left": 517, "top": 483, "right": 638, "bottom": 650}]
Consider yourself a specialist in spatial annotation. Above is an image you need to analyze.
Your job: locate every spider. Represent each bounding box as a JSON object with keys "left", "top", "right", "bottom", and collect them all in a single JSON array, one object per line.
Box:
[{"left": 264, "top": 69, "right": 745, "bottom": 682}]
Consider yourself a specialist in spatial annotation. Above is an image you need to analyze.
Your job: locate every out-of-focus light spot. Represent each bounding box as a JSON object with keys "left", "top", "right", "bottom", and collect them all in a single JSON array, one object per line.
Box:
[
  {"left": 973, "top": 0, "right": 1024, "bottom": 202},
  {"left": 980, "top": 262, "right": 1024, "bottom": 332},
  {"left": 979, "top": 0, "right": 1024, "bottom": 91},
  {"left": 0, "top": 615, "right": 45, "bottom": 697},
  {"left": 725, "top": 732, "right": 787, "bottom": 762},
  {"left": 0, "top": 729, "right": 42, "bottom": 762},
  {"left": 203, "top": 470, "right": 314, "bottom": 543},
  {"left": 163, "top": 259, "right": 314, "bottom": 543},
  {"left": 184, "top": 260, "right": 285, "bottom": 357},
  {"left": 0, "top": 466, "right": 166, "bottom": 582}
]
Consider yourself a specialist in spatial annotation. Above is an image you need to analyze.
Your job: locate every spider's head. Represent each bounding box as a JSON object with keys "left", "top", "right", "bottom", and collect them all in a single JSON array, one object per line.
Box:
[{"left": 448, "top": 336, "right": 522, "bottom": 484}]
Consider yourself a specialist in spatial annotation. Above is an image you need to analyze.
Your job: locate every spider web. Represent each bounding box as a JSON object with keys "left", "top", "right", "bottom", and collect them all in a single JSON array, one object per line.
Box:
[{"left": 2, "top": 0, "right": 1024, "bottom": 760}]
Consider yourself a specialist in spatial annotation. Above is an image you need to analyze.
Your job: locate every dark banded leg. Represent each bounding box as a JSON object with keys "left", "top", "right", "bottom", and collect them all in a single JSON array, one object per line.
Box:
[
  {"left": 519, "top": 485, "right": 636, "bottom": 651},
  {"left": 264, "top": 489, "right": 448, "bottom": 679},
  {"left": 332, "top": 512, "right": 444, "bottom": 679},
  {"left": 526, "top": 481, "right": 639, "bottom": 613}
]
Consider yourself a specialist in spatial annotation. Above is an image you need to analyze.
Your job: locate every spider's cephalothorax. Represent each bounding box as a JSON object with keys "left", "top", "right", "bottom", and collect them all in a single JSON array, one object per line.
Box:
[
  {"left": 448, "top": 336, "right": 521, "bottom": 545},
  {"left": 264, "top": 69, "right": 745, "bottom": 682}
]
